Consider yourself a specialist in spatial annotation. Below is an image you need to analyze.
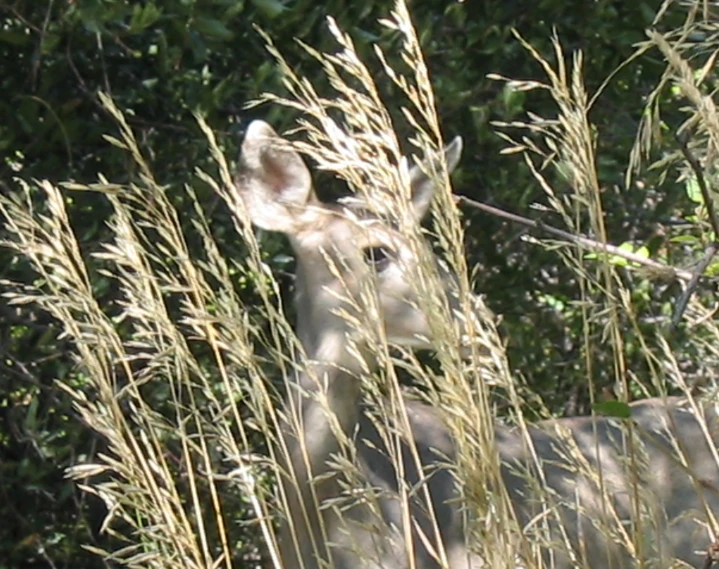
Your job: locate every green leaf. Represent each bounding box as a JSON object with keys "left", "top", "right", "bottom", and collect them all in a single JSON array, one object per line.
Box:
[
  {"left": 593, "top": 400, "right": 632, "bottom": 419},
  {"left": 250, "top": 0, "right": 287, "bottom": 19},
  {"left": 223, "top": 0, "right": 246, "bottom": 19},
  {"left": 25, "top": 396, "right": 40, "bottom": 432},
  {"left": 502, "top": 85, "right": 525, "bottom": 118},
  {"left": 129, "top": 3, "right": 162, "bottom": 33},
  {"left": 538, "top": 293, "right": 566, "bottom": 312},
  {"left": 620, "top": 242, "right": 649, "bottom": 258},
  {"left": 686, "top": 176, "right": 704, "bottom": 204},
  {"left": 670, "top": 234, "right": 698, "bottom": 244},
  {"left": 584, "top": 242, "right": 648, "bottom": 267},
  {"left": 193, "top": 17, "right": 234, "bottom": 41},
  {"left": 0, "top": 31, "right": 32, "bottom": 46},
  {"left": 81, "top": 18, "right": 102, "bottom": 34}
]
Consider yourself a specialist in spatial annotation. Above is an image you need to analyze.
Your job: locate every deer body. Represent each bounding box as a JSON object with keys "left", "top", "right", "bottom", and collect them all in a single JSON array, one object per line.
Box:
[
  {"left": 235, "top": 120, "right": 719, "bottom": 569},
  {"left": 499, "top": 398, "right": 719, "bottom": 568}
]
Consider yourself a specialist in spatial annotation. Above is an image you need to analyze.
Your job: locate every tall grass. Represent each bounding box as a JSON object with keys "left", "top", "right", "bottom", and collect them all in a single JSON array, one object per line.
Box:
[{"left": 1, "top": 0, "right": 718, "bottom": 567}]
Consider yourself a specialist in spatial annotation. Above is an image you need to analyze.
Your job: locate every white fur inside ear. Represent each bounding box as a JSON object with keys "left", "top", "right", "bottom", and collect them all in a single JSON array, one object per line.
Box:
[{"left": 235, "top": 121, "right": 316, "bottom": 234}]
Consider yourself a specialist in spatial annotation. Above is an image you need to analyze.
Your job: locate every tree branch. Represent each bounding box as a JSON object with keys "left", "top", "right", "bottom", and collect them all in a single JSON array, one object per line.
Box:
[
  {"left": 676, "top": 132, "right": 719, "bottom": 242},
  {"left": 671, "top": 242, "right": 718, "bottom": 328},
  {"left": 453, "top": 194, "right": 695, "bottom": 282}
]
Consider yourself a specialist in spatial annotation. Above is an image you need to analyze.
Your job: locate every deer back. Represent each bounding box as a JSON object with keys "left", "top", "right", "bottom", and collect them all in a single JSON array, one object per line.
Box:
[{"left": 234, "top": 120, "right": 719, "bottom": 569}]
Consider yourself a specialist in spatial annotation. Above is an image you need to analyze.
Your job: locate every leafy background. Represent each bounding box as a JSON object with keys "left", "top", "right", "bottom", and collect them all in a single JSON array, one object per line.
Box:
[{"left": 0, "top": 0, "right": 708, "bottom": 567}]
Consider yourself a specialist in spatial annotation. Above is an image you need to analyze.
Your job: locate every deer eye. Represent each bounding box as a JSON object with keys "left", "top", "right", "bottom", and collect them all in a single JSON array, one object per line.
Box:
[{"left": 363, "top": 246, "right": 393, "bottom": 271}]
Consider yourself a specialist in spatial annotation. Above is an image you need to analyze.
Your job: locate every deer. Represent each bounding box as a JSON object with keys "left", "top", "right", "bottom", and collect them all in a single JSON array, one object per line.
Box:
[{"left": 234, "top": 119, "right": 719, "bottom": 569}]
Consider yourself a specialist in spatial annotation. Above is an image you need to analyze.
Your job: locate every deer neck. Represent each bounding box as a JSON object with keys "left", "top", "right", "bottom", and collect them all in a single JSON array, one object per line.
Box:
[
  {"left": 282, "top": 333, "right": 367, "bottom": 471},
  {"left": 290, "top": 258, "right": 372, "bottom": 433}
]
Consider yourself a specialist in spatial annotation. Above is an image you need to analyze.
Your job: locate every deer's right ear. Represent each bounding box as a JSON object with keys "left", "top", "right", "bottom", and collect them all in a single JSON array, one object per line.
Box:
[
  {"left": 234, "top": 120, "right": 315, "bottom": 234},
  {"left": 408, "top": 136, "right": 463, "bottom": 221}
]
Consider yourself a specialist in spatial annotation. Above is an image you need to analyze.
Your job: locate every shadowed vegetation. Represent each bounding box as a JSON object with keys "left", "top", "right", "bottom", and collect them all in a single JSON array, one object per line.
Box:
[{"left": 2, "top": 0, "right": 719, "bottom": 567}]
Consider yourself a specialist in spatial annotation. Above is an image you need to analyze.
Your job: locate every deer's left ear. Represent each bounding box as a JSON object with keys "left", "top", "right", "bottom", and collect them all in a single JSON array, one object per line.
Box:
[
  {"left": 408, "top": 136, "right": 463, "bottom": 220},
  {"left": 234, "top": 120, "right": 317, "bottom": 234}
]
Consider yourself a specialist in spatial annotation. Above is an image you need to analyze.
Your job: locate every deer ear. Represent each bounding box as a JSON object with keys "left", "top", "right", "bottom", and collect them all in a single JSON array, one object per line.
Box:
[
  {"left": 408, "top": 136, "right": 463, "bottom": 220},
  {"left": 235, "top": 120, "right": 316, "bottom": 233}
]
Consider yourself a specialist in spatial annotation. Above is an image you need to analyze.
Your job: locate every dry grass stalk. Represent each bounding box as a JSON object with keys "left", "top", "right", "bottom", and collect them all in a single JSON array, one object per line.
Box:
[{"left": 2, "top": 1, "right": 719, "bottom": 568}]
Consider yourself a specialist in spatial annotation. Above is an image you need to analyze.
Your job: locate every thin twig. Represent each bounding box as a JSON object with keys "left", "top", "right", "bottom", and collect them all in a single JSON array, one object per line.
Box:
[
  {"left": 453, "top": 194, "right": 695, "bottom": 282},
  {"left": 671, "top": 242, "right": 718, "bottom": 328},
  {"left": 676, "top": 132, "right": 719, "bottom": 241},
  {"left": 702, "top": 532, "right": 719, "bottom": 569}
]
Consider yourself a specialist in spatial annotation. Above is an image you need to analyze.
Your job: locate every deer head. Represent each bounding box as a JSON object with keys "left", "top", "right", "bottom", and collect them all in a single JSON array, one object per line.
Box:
[{"left": 235, "top": 120, "right": 464, "bottom": 367}]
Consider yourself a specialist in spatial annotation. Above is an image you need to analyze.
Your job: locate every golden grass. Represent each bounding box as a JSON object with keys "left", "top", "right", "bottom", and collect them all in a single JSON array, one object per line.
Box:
[{"left": 1, "top": 0, "right": 719, "bottom": 567}]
